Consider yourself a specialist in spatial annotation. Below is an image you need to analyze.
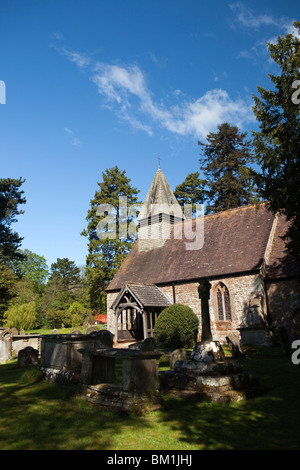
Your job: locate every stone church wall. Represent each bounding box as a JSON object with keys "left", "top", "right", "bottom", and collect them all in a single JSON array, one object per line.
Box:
[
  {"left": 159, "top": 273, "right": 266, "bottom": 343},
  {"left": 107, "top": 272, "right": 267, "bottom": 343},
  {"left": 266, "top": 278, "right": 300, "bottom": 342}
]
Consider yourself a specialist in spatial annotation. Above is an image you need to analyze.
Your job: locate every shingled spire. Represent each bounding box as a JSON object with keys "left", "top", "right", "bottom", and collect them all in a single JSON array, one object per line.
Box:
[{"left": 137, "top": 167, "right": 184, "bottom": 251}]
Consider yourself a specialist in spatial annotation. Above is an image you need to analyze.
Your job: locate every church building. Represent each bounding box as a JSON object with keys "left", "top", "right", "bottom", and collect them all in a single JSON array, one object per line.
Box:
[{"left": 106, "top": 167, "right": 300, "bottom": 346}]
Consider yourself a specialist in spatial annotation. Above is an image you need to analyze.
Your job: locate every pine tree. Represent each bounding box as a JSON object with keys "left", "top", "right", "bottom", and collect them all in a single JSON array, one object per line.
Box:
[
  {"left": 50, "top": 258, "right": 81, "bottom": 290},
  {"left": 0, "top": 177, "right": 26, "bottom": 263},
  {"left": 81, "top": 166, "right": 140, "bottom": 311},
  {"left": 198, "top": 123, "right": 258, "bottom": 214},
  {"left": 252, "top": 21, "right": 300, "bottom": 259},
  {"left": 174, "top": 172, "right": 206, "bottom": 216}
]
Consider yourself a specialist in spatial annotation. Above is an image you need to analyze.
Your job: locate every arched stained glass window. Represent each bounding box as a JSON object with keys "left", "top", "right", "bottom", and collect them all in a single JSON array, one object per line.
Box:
[
  {"left": 224, "top": 287, "right": 231, "bottom": 320},
  {"left": 216, "top": 283, "right": 232, "bottom": 321},
  {"left": 217, "top": 289, "right": 224, "bottom": 321}
]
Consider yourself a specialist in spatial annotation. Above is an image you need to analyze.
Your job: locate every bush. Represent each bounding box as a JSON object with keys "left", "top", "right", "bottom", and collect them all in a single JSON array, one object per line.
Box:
[{"left": 153, "top": 303, "right": 199, "bottom": 349}]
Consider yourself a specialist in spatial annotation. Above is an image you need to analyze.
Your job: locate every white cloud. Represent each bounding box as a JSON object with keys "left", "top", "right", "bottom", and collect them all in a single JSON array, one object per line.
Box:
[
  {"left": 55, "top": 41, "right": 254, "bottom": 139},
  {"left": 283, "top": 22, "right": 300, "bottom": 39},
  {"left": 62, "top": 48, "right": 91, "bottom": 68},
  {"left": 90, "top": 63, "right": 253, "bottom": 138}
]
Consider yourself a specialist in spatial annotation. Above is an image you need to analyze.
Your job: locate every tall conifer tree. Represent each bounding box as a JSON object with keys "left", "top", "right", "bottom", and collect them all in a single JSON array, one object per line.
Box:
[
  {"left": 252, "top": 22, "right": 300, "bottom": 259},
  {"left": 198, "top": 123, "right": 258, "bottom": 214},
  {"left": 81, "top": 166, "right": 140, "bottom": 311},
  {"left": 0, "top": 177, "right": 26, "bottom": 263},
  {"left": 174, "top": 172, "right": 206, "bottom": 216}
]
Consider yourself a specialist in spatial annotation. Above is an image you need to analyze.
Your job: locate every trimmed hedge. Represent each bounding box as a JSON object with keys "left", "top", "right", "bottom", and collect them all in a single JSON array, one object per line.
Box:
[{"left": 154, "top": 303, "right": 199, "bottom": 349}]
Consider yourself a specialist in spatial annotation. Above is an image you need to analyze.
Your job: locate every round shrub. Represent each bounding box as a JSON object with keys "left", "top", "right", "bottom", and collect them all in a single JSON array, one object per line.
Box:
[{"left": 153, "top": 303, "right": 199, "bottom": 349}]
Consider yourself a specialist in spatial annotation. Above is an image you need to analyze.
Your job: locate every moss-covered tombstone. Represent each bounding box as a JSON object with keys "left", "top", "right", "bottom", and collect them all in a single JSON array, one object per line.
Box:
[{"left": 153, "top": 303, "right": 199, "bottom": 349}]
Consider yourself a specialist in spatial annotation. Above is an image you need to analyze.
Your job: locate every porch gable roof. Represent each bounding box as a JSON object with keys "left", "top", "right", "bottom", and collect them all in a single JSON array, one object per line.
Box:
[{"left": 111, "top": 282, "right": 172, "bottom": 311}]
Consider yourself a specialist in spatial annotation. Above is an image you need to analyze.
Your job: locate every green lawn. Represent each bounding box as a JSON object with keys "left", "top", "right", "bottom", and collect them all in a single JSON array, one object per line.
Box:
[{"left": 0, "top": 347, "right": 299, "bottom": 450}]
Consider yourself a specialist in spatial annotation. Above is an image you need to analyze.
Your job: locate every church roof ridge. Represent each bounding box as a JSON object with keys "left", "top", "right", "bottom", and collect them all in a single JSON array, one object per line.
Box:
[{"left": 172, "top": 202, "right": 267, "bottom": 226}]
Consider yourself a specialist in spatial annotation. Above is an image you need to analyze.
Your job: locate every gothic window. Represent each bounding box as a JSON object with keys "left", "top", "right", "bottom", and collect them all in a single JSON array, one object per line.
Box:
[
  {"left": 217, "top": 289, "right": 223, "bottom": 320},
  {"left": 216, "top": 283, "right": 232, "bottom": 321}
]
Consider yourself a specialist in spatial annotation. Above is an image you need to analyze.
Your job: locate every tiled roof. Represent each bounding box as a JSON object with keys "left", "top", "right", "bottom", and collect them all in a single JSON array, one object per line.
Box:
[
  {"left": 111, "top": 282, "right": 172, "bottom": 309},
  {"left": 266, "top": 215, "right": 300, "bottom": 279},
  {"left": 107, "top": 204, "right": 278, "bottom": 291}
]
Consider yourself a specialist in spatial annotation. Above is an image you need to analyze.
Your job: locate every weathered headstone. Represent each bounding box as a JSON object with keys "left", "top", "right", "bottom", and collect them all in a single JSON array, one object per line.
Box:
[
  {"left": 0, "top": 328, "right": 12, "bottom": 363},
  {"left": 18, "top": 346, "right": 39, "bottom": 367},
  {"left": 139, "top": 337, "right": 157, "bottom": 351},
  {"left": 191, "top": 341, "right": 225, "bottom": 363},
  {"left": 70, "top": 328, "right": 82, "bottom": 335},
  {"left": 170, "top": 348, "right": 186, "bottom": 369},
  {"left": 85, "top": 325, "right": 100, "bottom": 335},
  {"left": 91, "top": 329, "right": 114, "bottom": 348},
  {"left": 226, "top": 332, "right": 246, "bottom": 359},
  {"left": 128, "top": 337, "right": 157, "bottom": 351}
]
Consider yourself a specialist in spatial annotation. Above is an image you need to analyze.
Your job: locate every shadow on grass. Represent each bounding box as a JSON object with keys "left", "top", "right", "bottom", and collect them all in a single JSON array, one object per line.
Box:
[
  {"left": 1, "top": 354, "right": 300, "bottom": 450},
  {"left": 0, "top": 361, "right": 150, "bottom": 450},
  {"left": 158, "top": 354, "right": 300, "bottom": 450}
]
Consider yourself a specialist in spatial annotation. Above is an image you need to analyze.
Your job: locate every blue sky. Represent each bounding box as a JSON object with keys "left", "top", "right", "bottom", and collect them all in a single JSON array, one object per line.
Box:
[{"left": 0, "top": 0, "right": 299, "bottom": 270}]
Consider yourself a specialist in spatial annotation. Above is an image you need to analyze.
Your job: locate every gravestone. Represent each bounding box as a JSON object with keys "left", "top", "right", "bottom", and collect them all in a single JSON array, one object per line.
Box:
[
  {"left": 85, "top": 325, "right": 100, "bottom": 335},
  {"left": 226, "top": 332, "right": 246, "bottom": 359},
  {"left": 191, "top": 341, "right": 225, "bottom": 363},
  {"left": 160, "top": 339, "right": 265, "bottom": 403},
  {"left": 70, "top": 328, "right": 82, "bottom": 335},
  {"left": 128, "top": 337, "right": 157, "bottom": 351},
  {"left": 18, "top": 346, "right": 39, "bottom": 367},
  {"left": 170, "top": 348, "right": 186, "bottom": 369},
  {"left": 0, "top": 329, "right": 12, "bottom": 363}
]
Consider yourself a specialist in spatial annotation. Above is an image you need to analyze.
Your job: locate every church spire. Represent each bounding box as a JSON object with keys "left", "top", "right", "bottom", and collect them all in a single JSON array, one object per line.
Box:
[
  {"left": 137, "top": 167, "right": 183, "bottom": 221},
  {"left": 137, "top": 167, "right": 184, "bottom": 252}
]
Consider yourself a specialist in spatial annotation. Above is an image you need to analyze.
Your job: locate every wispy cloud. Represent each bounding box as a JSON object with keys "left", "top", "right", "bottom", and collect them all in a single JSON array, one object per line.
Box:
[
  {"left": 54, "top": 39, "right": 254, "bottom": 139},
  {"left": 90, "top": 62, "right": 253, "bottom": 138},
  {"left": 60, "top": 48, "right": 91, "bottom": 68},
  {"left": 229, "top": 3, "right": 299, "bottom": 60},
  {"left": 229, "top": 2, "right": 288, "bottom": 30},
  {"left": 63, "top": 127, "right": 82, "bottom": 147}
]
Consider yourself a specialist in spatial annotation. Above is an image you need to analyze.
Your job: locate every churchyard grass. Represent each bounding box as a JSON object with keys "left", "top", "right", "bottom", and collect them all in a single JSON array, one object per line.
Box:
[{"left": 0, "top": 346, "right": 300, "bottom": 450}]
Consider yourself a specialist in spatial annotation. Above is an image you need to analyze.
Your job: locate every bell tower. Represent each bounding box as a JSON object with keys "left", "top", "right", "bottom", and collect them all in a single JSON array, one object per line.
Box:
[{"left": 137, "top": 167, "right": 184, "bottom": 251}]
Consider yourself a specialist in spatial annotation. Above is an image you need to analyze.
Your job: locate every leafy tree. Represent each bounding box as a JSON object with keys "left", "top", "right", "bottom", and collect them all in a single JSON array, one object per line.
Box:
[
  {"left": 9, "top": 277, "right": 39, "bottom": 305},
  {"left": 81, "top": 166, "right": 140, "bottom": 311},
  {"left": 0, "top": 263, "right": 18, "bottom": 325},
  {"left": 14, "top": 249, "right": 49, "bottom": 293},
  {"left": 67, "top": 301, "right": 92, "bottom": 327},
  {"left": 252, "top": 21, "right": 300, "bottom": 259},
  {"left": 154, "top": 303, "right": 199, "bottom": 349},
  {"left": 4, "top": 301, "right": 37, "bottom": 331},
  {"left": 0, "top": 178, "right": 26, "bottom": 264},
  {"left": 40, "top": 258, "right": 83, "bottom": 327},
  {"left": 198, "top": 123, "right": 258, "bottom": 214},
  {"left": 174, "top": 172, "right": 206, "bottom": 216}
]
